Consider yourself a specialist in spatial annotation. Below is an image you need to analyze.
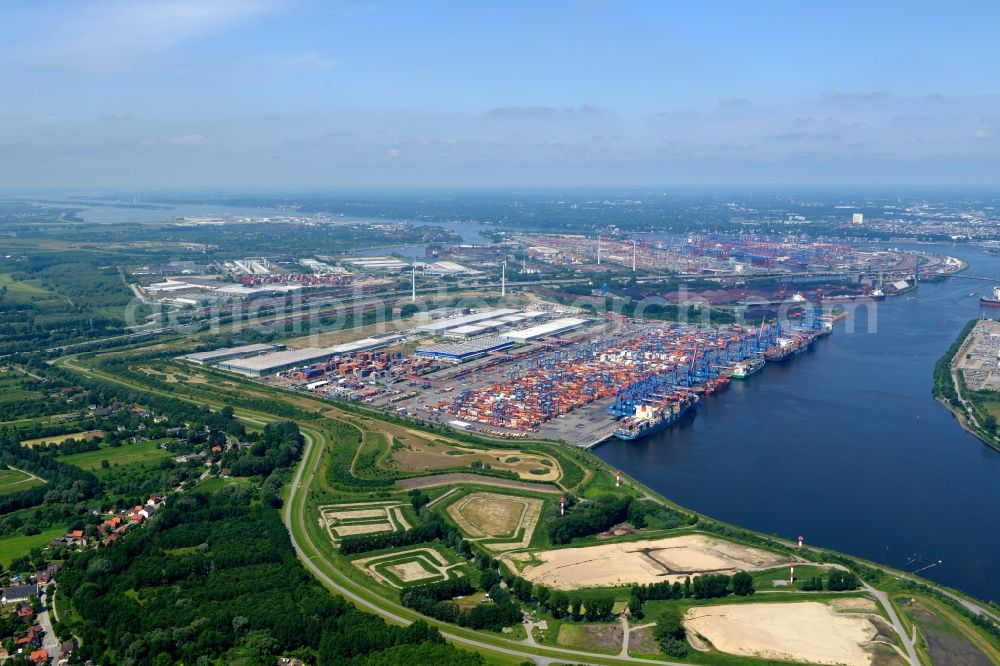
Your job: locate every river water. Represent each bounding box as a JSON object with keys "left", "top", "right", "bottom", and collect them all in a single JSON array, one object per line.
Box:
[{"left": 597, "top": 243, "right": 1000, "bottom": 603}]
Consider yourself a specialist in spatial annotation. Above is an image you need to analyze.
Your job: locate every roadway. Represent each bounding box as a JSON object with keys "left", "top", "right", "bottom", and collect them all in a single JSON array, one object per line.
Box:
[{"left": 283, "top": 429, "right": 690, "bottom": 666}]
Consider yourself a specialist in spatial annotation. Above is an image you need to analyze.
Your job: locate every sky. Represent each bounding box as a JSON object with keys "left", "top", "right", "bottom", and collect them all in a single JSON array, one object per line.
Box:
[{"left": 1, "top": 0, "right": 1000, "bottom": 189}]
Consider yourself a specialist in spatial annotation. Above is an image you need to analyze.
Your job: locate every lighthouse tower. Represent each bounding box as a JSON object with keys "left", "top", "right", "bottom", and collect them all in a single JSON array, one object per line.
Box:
[
  {"left": 797, "top": 535, "right": 804, "bottom": 550},
  {"left": 560, "top": 497, "right": 566, "bottom": 517}
]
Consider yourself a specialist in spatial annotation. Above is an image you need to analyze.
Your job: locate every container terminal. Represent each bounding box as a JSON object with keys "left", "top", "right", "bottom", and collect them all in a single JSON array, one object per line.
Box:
[{"left": 183, "top": 305, "right": 831, "bottom": 447}]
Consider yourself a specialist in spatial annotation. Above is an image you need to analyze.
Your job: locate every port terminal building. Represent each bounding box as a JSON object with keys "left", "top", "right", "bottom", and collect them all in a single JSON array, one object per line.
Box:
[
  {"left": 415, "top": 336, "right": 515, "bottom": 363},
  {"left": 182, "top": 343, "right": 286, "bottom": 365},
  {"left": 216, "top": 333, "right": 406, "bottom": 376}
]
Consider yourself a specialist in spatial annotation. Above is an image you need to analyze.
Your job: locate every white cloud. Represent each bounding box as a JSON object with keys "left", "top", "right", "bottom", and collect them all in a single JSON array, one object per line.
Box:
[
  {"left": 276, "top": 53, "right": 342, "bottom": 70},
  {"left": 386, "top": 147, "right": 400, "bottom": 157},
  {"left": 719, "top": 97, "right": 751, "bottom": 107},
  {"left": 27, "top": 0, "right": 281, "bottom": 70},
  {"left": 974, "top": 130, "right": 995, "bottom": 139},
  {"left": 168, "top": 134, "right": 214, "bottom": 145}
]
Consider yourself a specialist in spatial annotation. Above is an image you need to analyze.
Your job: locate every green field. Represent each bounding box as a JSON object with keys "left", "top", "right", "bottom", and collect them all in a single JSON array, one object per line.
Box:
[
  {"left": 0, "top": 524, "right": 67, "bottom": 568},
  {"left": 20, "top": 430, "right": 100, "bottom": 448},
  {"left": 60, "top": 439, "right": 172, "bottom": 474},
  {"left": 0, "top": 374, "right": 44, "bottom": 405},
  {"left": 0, "top": 468, "right": 44, "bottom": 496},
  {"left": 0, "top": 272, "right": 51, "bottom": 297}
]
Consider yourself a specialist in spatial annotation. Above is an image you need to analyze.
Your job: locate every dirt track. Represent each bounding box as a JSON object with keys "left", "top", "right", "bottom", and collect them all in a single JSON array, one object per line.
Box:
[{"left": 396, "top": 473, "right": 561, "bottom": 493}]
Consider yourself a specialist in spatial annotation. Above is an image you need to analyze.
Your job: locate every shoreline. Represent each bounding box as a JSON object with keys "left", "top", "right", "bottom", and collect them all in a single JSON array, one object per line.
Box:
[{"left": 934, "top": 319, "right": 1000, "bottom": 453}]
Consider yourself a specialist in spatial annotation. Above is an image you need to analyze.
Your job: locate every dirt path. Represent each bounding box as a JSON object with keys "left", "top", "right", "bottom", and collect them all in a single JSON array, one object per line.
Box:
[{"left": 396, "top": 473, "right": 562, "bottom": 493}]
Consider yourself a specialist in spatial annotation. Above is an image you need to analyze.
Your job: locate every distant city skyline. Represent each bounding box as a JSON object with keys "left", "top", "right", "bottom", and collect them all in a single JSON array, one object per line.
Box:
[{"left": 2, "top": 0, "right": 1000, "bottom": 188}]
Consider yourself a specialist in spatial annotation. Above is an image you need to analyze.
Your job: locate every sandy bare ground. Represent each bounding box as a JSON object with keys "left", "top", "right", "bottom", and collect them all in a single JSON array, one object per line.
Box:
[
  {"left": 684, "top": 601, "right": 880, "bottom": 666},
  {"left": 318, "top": 501, "right": 409, "bottom": 546},
  {"left": 333, "top": 522, "right": 394, "bottom": 536},
  {"left": 386, "top": 560, "right": 438, "bottom": 583},
  {"left": 505, "top": 534, "right": 787, "bottom": 590},
  {"left": 352, "top": 547, "right": 462, "bottom": 588},
  {"left": 447, "top": 491, "right": 543, "bottom": 551}
]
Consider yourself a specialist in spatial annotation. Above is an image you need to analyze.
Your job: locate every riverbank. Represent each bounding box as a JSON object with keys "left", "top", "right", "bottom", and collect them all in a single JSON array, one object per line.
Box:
[{"left": 934, "top": 318, "right": 1000, "bottom": 453}]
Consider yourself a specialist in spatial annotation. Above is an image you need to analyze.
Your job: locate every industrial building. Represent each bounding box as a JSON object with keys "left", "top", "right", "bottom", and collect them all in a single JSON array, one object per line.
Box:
[
  {"left": 182, "top": 343, "right": 286, "bottom": 365},
  {"left": 413, "top": 308, "right": 522, "bottom": 335},
  {"left": 218, "top": 347, "right": 343, "bottom": 377},
  {"left": 501, "top": 317, "right": 588, "bottom": 342},
  {"left": 415, "top": 336, "right": 515, "bottom": 362},
  {"left": 216, "top": 333, "right": 407, "bottom": 376},
  {"left": 327, "top": 332, "right": 407, "bottom": 354},
  {"left": 343, "top": 256, "right": 410, "bottom": 272},
  {"left": 412, "top": 306, "right": 469, "bottom": 322}
]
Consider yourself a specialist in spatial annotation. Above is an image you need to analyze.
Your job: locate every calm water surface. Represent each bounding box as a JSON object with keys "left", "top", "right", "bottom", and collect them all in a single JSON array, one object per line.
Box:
[{"left": 597, "top": 244, "right": 1000, "bottom": 602}]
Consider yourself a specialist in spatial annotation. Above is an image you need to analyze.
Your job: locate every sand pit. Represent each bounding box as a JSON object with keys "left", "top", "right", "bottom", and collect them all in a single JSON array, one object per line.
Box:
[
  {"left": 505, "top": 534, "right": 786, "bottom": 589},
  {"left": 684, "top": 601, "right": 879, "bottom": 666},
  {"left": 327, "top": 509, "right": 387, "bottom": 520},
  {"left": 447, "top": 491, "right": 544, "bottom": 552},
  {"left": 386, "top": 560, "right": 438, "bottom": 583},
  {"left": 319, "top": 501, "right": 410, "bottom": 546},
  {"left": 352, "top": 547, "right": 463, "bottom": 588},
  {"left": 332, "top": 522, "right": 394, "bottom": 537}
]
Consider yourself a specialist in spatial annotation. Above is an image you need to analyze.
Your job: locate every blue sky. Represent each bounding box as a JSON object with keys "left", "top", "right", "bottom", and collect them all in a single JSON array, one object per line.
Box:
[{"left": 1, "top": 0, "right": 999, "bottom": 188}]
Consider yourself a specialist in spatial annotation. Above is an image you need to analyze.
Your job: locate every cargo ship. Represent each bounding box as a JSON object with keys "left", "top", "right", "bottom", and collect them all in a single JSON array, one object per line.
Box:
[
  {"left": 981, "top": 286, "right": 1000, "bottom": 309},
  {"left": 763, "top": 336, "right": 805, "bottom": 362},
  {"left": 731, "top": 356, "right": 764, "bottom": 380},
  {"left": 613, "top": 394, "right": 699, "bottom": 441}
]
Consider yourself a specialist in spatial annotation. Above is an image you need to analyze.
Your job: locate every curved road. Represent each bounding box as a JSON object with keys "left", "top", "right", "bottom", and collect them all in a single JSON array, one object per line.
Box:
[{"left": 283, "top": 430, "right": 689, "bottom": 666}]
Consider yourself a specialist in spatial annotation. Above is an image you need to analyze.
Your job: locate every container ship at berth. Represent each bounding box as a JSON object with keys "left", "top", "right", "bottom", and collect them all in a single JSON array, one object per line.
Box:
[
  {"left": 731, "top": 356, "right": 764, "bottom": 380},
  {"left": 613, "top": 394, "right": 699, "bottom": 441},
  {"left": 981, "top": 286, "right": 1000, "bottom": 309}
]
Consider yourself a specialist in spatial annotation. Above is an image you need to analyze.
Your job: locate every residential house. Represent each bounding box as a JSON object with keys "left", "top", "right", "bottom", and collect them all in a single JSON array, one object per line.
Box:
[{"left": 2, "top": 584, "right": 39, "bottom": 604}]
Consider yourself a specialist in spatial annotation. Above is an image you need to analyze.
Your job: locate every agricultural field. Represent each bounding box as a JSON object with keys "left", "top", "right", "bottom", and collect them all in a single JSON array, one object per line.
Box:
[
  {"left": 20, "top": 430, "right": 103, "bottom": 448},
  {"left": 319, "top": 500, "right": 412, "bottom": 545},
  {"left": 683, "top": 599, "right": 901, "bottom": 666},
  {"left": 0, "top": 467, "right": 44, "bottom": 495},
  {"left": 59, "top": 439, "right": 173, "bottom": 474},
  {"left": 505, "top": 534, "right": 787, "bottom": 590},
  {"left": 351, "top": 545, "right": 466, "bottom": 588},
  {"left": 446, "top": 491, "right": 544, "bottom": 551}
]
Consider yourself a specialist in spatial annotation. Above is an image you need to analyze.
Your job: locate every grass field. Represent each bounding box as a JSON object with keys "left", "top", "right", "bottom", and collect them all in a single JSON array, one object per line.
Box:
[
  {"left": 196, "top": 476, "right": 255, "bottom": 493},
  {"left": 60, "top": 439, "right": 172, "bottom": 474},
  {"left": 0, "top": 468, "right": 44, "bottom": 496},
  {"left": 0, "top": 273, "right": 51, "bottom": 297},
  {"left": 0, "top": 524, "right": 66, "bottom": 568},
  {"left": 20, "top": 430, "right": 101, "bottom": 448}
]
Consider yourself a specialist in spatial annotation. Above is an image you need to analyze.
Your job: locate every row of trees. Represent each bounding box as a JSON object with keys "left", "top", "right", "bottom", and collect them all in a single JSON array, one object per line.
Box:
[
  {"left": 629, "top": 572, "right": 755, "bottom": 620},
  {"left": 545, "top": 494, "right": 632, "bottom": 544},
  {"left": 58, "top": 491, "right": 480, "bottom": 665}
]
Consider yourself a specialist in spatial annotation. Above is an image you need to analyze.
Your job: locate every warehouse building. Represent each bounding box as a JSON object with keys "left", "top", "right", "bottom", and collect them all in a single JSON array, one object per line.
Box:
[
  {"left": 501, "top": 317, "right": 588, "bottom": 342},
  {"left": 415, "top": 336, "right": 515, "bottom": 362},
  {"left": 218, "top": 347, "right": 343, "bottom": 377},
  {"left": 182, "top": 343, "right": 286, "bottom": 365},
  {"left": 216, "top": 333, "right": 407, "bottom": 376},
  {"left": 327, "top": 332, "right": 407, "bottom": 354},
  {"left": 413, "top": 308, "right": 521, "bottom": 335}
]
